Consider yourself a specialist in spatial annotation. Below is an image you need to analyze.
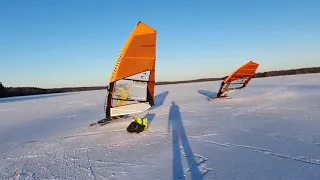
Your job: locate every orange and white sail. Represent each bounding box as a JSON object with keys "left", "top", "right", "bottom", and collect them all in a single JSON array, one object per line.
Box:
[
  {"left": 105, "top": 21, "right": 156, "bottom": 118},
  {"left": 217, "top": 61, "right": 259, "bottom": 97}
]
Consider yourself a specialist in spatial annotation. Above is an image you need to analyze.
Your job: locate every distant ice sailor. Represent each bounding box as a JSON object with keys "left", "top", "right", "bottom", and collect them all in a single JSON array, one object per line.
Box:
[{"left": 210, "top": 61, "right": 259, "bottom": 101}]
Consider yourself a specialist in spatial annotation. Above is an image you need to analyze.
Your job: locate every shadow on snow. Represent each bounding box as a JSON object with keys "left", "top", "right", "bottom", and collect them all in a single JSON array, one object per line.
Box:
[
  {"left": 144, "top": 113, "right": 156, "bottom": 127},
  {"left": 198, "top": 90, "right": 217, "bottom": 100},
  {"left": 168, "top": 101, "right": 203, "bottom": 180},
  {"left": 144, "top": 91, "right": 169, "bottom": 127},
  {"left": 149, "top": 91, "right": 169, "bottom": 110}
]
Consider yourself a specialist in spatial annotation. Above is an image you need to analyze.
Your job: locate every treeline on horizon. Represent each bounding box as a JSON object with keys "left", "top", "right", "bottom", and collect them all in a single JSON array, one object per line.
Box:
[
  {"left": 1, "top": 67, "right": 320, "bottom": 98},
  {"left": 155, "top": 66, "right": 320, "bottom": 85},
  {"left": 0, "top": 84, "right": 106, "bottom": 98}
]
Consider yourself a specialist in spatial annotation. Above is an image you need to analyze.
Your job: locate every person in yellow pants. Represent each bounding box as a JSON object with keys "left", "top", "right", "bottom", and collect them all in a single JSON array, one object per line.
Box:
[{"left": 126, "top": 116, "right": 148, "bottom": 133}]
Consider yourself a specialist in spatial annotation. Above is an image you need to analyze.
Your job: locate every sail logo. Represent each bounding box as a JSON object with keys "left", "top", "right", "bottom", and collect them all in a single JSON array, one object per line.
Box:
[
  {"left": 132, "top": 83, "right": 147, "bottom": 88},
  {"left": 140, "top": 72, "right": 148, "bottom": 80},
  {"left": 130, "top": 95, "right": 146, "bottom": 101},
  {"left": 111, "top": 53, "right": 123, "bottom": 79}
]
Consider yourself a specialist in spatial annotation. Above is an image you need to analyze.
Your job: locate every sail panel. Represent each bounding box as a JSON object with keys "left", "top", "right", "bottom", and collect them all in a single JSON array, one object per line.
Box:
[
  {"left": 110, "top": 22, "right": 156, "bottom": 83},
  {"left": 124, "top": 71, "right": 151, "bottom": 81},
  {"left": 111, "top": 103, "right": 151, "bottom": 117},
  {"left": 124, "top": 34, "right": 156, "bottom": 58},
  {"left": 111, "top": 71, "right": 151, "bottom": 107},
  {"left": 114, "top": 57, "right": 154, "bottom": 82}
]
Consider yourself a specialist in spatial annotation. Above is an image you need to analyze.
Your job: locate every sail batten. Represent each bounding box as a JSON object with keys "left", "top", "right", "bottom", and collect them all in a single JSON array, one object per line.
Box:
[{"left": 124, "top": 57, "right": 156, "bottom": 59}]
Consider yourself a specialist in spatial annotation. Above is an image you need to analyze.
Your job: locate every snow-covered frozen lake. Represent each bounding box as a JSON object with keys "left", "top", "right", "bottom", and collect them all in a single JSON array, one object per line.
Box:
[{"left": 1, "top": 73, "right": 320, "bottom": 180}]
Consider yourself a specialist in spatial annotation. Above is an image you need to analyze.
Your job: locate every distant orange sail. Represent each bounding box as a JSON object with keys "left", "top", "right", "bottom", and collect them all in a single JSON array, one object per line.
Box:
[
  {"left": 217, "top": 61, "right": 259, "bottom": 97},
  {"left": 105, "top": 21, "right": 157, "bottom": 119}
]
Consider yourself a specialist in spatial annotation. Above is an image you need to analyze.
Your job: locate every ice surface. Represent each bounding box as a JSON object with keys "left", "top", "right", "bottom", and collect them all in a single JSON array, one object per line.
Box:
[{"left": 1, "top": 74, "right": 320, "bottom": 180}]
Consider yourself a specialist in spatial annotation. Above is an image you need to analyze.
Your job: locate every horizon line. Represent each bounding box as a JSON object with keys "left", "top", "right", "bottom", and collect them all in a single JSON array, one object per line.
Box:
[{"left": 3, "top": 66, "right": 320, "bottom": 89}]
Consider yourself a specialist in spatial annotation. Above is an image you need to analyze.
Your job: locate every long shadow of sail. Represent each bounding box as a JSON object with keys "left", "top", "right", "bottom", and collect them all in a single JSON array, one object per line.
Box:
[
  {"left": 149, "top": 91, "right": 169, "bottom": 110},
  {"left": 168, "top": 101, "right": 203, "bottom": 180},
  {"left": 198, "top": 90, "right": 217, "bottom": 100},
  {"left": 144, "top": 112, "right": 156, "bottom": 127}
]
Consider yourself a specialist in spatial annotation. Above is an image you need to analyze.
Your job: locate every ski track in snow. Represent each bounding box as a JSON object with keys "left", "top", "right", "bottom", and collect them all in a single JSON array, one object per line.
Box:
[
  {"left": 1, "top": 74, "right": 320, "bottom": 179},
  {"left": 0, "top": 108, "right": 14, "bottom": 112},
  {"left": 189, "top": 135, "right": 320, "bottom": 166}
]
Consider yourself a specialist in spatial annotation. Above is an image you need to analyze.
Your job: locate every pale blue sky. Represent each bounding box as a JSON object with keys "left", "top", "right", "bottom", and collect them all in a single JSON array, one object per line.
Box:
[{"left": 1, "top": 0, "right": 320, "bottom": 88}]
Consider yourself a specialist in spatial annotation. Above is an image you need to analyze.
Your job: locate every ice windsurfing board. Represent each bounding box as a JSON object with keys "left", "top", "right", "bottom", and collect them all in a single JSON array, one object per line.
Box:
[
  {"left": 208, "top": 96, "right": 231, "bottom": 101},
  {"left": 89, "top": 115, "right": 131, "bottom": 126},
  {"left": 90, "top": 21, "right": 157, "bottom": 126}
]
